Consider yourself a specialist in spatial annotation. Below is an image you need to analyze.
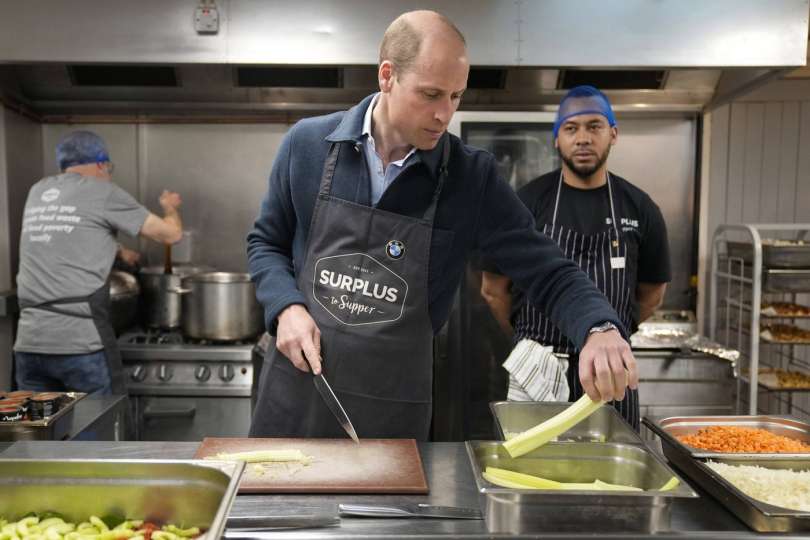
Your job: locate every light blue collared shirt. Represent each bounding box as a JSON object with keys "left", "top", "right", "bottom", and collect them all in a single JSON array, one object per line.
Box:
[{"left": 362, "top": 93, "right": 418, "bottom": 205}]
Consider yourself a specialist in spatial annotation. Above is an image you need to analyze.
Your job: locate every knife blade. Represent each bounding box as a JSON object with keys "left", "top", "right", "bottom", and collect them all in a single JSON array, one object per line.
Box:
[
  {"left": 338, "top": 503, "right": 482, "bottom": 519},
  {"left": 313, "top": 372, "right": 360, "bottom": 443},
  {"left": 225, "top": 514, "right": 340, "bottom": 531}
]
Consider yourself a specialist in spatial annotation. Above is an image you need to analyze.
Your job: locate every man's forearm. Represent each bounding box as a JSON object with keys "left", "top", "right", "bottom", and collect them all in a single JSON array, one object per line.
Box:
[{"left": 486, "top": 296, "right": 513, "bottom": 336}]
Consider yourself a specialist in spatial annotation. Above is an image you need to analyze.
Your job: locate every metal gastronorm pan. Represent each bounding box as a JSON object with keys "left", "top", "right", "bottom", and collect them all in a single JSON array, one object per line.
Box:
[
  {"left": 645, "top": 415, "right": 810, "bottom": 459},
  {"left": 646, "top": 417, "right": 810, "bottom": 532},
  {"left": 490, "top": 401, "right": 644, "bottom": 444},
  {"left": 466, "top": 441, "right": 696, "bottom": 534},
  {"left": 0, "top": 459, "right": 244, "bottom": 540},
  {"left": 0, "top": 392, "right": 86, "bottom": 441},
  {"left": 727, "top": 241, "right": 810, "bottom": 269}
]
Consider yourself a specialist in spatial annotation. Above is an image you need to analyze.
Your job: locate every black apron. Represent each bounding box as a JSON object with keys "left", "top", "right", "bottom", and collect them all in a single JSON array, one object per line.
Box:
[
  {"left": 250, "top": 136, "right": 450, "bottom": 440},
  {"left": 18, "top": 281, "right": 127, "bottom": 396},
  {"left": 515, "top": 172, "right": 639, "bottom": 430}
]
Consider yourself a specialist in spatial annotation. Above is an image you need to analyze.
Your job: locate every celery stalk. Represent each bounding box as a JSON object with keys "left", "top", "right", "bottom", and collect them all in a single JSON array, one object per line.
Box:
[
  {"left": 484, "top": 466, "right": 642, "bottom": 491},
  {"left": 502, "top": 394, "right": 603, "bottom": 457}
]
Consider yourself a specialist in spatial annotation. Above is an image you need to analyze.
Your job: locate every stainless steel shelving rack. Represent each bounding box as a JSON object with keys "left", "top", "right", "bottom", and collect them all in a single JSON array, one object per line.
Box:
[{"left": 709, "top": 224, "right": 810, "bottom": 415}]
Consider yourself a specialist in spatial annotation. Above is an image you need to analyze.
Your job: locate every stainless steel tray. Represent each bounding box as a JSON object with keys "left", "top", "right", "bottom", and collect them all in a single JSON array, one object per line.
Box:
[
  {"left": 645, "top": 418, "right": 810, "bottom": 531},
  {"left": 0, "top": 392, "right": 86, "bottom": 441},
  {"left": 0, "top": 459, "right": 244, "bottom": 540},
  {"left": 644, "top": 415, "right": 810, "bottom": 459},
  {"left": 490, "top": 401, "right": 644, "bottom": 444},
  {"left": 466, "top": 441, "right": 696, "bottom": 533},
  {"left": 764, "top": 269, "right": 810, "bottom": 292},
  {"left": 727, "top": 241, "right": 810, "bottom": 269}
]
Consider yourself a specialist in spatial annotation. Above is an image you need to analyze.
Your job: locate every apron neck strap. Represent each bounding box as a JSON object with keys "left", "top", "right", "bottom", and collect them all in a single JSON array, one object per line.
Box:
[
  {"left": 422, "top": 134, "right": 451, "bottom": 223},
  {"left": 318, "top": 142, "right": 342, "bottom": 197},
  {"left": 552, "top": 169, "right": 620, "bottom": 241}
]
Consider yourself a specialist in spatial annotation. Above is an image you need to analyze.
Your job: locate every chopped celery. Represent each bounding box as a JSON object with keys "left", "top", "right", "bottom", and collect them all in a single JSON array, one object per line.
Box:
[
  {"left": 502, "top": 394, "right": 602, "bottom": 457},
  {"left": 658, "top": 476, "right": 680, "bottom": 491},
  {"left": 210, "top": 449, "right": 311, "bottom": 464}
]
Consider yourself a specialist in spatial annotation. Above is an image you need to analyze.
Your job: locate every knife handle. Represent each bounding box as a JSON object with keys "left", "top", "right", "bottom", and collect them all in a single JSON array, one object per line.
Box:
[{"left": 338, "top": 504, "right": 413, "bottom": 518}]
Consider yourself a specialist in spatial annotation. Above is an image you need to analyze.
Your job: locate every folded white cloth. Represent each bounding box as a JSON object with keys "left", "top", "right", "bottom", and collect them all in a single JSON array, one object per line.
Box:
[{"left": 503, "top": 338, "right": 570, "bottom": 402}]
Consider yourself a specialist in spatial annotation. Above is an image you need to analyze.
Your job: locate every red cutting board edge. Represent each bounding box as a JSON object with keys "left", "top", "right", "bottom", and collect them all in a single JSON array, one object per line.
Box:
[{"left": 193, "top": 437, "right": 429, "bottom": 494}]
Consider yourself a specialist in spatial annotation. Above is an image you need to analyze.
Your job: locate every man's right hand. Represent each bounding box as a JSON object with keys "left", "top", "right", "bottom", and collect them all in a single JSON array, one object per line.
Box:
[
  {"left": 276, "top": 304, "right": 322, "bottom": 374},
  {"left": 159, "top": 190, "right": 182, "bottom": 212}
]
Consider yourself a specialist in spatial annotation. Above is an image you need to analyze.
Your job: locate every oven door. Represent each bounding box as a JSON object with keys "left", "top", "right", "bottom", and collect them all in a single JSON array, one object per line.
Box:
[{"left": 134, "top": 396, "right": 251, "bottom": 441}]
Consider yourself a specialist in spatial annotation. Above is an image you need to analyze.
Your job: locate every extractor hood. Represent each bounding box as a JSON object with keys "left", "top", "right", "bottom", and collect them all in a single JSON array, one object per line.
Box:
[{"left": 0, "top": 0, "right": 807, "bottom": 121}]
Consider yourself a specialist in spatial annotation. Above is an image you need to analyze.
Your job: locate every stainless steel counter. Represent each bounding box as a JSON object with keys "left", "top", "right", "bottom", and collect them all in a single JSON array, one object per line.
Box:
[{"left": 0, "top": 440, "right": 804, "bottom": 539}]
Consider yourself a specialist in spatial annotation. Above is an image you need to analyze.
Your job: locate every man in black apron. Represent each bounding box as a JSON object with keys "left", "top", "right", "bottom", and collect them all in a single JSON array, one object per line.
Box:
[
  {"left": 481, "top": 86, "right": 671, "bottom": 430},
  {"left": 14, "top": 130, "right": 185, "bottom": 397},
  {"left": 248, "top": 13, "right": 639, "bottom": 440}
]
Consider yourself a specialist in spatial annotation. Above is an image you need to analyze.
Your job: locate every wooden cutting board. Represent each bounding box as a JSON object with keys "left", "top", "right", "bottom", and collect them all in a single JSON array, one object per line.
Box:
[{"left": 193, "top": 437, "right": 429, "bottom": 494}]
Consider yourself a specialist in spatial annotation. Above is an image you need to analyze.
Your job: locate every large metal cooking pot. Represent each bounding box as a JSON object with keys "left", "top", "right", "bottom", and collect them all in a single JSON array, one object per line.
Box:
[
  {"left": 109, "top": 270, "right": 140, "bottom": 334},
  {"left": 138, "top": 265, "right": 210, "bottom": 329},
  {"left": 181, "top": 272, "right": 263, "bottom": 341}
]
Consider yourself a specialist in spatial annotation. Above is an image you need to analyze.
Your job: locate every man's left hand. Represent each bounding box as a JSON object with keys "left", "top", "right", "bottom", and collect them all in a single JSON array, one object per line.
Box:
[{"left": 578, "top": 329, "right": 638, "bottom": 403}]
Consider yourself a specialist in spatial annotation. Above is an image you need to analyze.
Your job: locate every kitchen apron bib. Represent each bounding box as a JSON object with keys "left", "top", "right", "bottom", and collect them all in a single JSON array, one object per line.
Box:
[
  {"left": 514, "top": 172, "right": 639, "bottom": 430},
  {"left": 18, "top": 281, "right": 127, "bottom": 396},
  {"left": 251, "top": 136, "right": 450, "bottom": 440}
]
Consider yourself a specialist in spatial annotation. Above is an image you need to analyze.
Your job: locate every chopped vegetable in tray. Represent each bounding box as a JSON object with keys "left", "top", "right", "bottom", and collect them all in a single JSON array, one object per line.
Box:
[
  {"left": 678, "top": 426, "right": 810, "bottom": 453},
  {"left": 0, "top": 515, "right": 202, "bottom": 540}
]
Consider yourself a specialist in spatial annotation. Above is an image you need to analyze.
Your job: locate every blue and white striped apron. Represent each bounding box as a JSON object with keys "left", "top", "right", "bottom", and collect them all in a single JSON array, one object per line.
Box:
[{"left": 513, "top": 171, "right": 639, "bottom": 430}]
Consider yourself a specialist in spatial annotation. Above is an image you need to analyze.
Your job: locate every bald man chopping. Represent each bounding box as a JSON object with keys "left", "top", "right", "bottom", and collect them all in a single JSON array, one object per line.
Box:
[{"left": 247, "top": 10, "right": 638, "bottom": 440}]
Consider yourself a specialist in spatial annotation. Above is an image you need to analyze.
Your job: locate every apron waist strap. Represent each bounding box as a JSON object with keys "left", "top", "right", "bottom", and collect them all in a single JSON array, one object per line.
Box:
[{"left": 19, "top": 294, "right": 96, "bottom": 319}]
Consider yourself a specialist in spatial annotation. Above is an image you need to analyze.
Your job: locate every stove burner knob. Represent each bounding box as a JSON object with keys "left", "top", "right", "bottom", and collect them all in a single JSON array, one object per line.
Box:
[
  {"left": 195, "top": 365, "right": 211, "bottom": 382},
  {"left": 131, "top": 365, "right": 147, "bottom": 382},
  {"left": 157, "top": 364, "right": 173, "bottom": 382},
  {"left": 219, "top": 364, "right": 235, "bottom": 382}
]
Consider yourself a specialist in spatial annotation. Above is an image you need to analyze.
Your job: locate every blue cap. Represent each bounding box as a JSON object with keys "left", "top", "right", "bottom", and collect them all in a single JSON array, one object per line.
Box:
[
  {"left": 553, "top": 85, "right": 616, "bottom": 138},
  {"left": 56, "top": 130, "right": 111, "bottom": 171}
]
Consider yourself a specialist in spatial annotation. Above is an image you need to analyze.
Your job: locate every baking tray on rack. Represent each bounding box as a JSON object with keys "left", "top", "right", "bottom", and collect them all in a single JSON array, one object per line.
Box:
[
  {"left": 727, "top": 241, "right": 810, "bottom": 269},
  {"left": 644, "top": 415, "right": 810, "bottom": 459},
  {"left": 761, "top": 302, "right": 810, "bottom": 318},
  {"left": 0, "top": 392, "right": 85, "bottom": 441},
  {"left": 644, "top": 417, "right": 810, "bottom": 532},
  {"left": 740, "top": 371, "right": 810, "bottom": 392},
  {"left": 466, "top": 440, "right": 696, "bottom": 534},
  {"left": 763, "top": 269, "right": 810, "bottom": 292}
]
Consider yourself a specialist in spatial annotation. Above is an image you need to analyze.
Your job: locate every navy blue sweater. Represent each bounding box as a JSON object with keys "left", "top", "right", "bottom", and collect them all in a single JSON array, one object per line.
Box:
[{"left": 246, "top": 94, "right": 624, "bottom": 349}]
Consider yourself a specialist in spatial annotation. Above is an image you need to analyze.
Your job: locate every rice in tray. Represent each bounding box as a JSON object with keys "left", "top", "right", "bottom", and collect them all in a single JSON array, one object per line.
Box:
[{"left": 707, "top": 462, "right": 810, "bottom": 512}]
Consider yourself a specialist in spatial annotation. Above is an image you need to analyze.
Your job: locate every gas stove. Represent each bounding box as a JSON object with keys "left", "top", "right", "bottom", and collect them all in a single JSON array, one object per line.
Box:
[
  {"left": 118, "top": 329, "right": 254, "bottom": 397},
  {"left": 118, "top": 329, "right": 257, "bottom": 441}
]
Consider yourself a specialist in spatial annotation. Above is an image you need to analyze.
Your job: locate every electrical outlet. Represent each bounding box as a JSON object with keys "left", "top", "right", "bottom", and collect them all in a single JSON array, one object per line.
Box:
[{"left": 195, "top": 6, "right": 219, "bottom": 34}]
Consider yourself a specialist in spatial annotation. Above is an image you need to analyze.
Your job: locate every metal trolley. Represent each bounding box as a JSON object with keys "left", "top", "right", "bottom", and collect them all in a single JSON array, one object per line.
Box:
[{"left": 709, "top": 224, "right": 810, "bottom": 415}]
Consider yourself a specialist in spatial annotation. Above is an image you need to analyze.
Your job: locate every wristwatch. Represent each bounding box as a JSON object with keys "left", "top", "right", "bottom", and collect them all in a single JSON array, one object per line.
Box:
[{"left": 589, "top": 321, "right": 619, "bottom": 335}]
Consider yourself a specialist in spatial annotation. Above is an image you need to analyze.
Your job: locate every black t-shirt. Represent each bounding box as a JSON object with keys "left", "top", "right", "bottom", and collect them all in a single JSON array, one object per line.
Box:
[{"left": 488, "top": 169, "right": 671, "bottom": 334}]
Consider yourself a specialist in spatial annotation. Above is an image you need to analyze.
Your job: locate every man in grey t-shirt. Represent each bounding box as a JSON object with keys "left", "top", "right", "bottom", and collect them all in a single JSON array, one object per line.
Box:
[{"left": 14, "top": 130, "right": 185, "bottom": 395}]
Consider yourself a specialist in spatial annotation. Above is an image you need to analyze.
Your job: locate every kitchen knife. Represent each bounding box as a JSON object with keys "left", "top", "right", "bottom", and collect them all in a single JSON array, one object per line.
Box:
[
  {"left": 338, "top": 503, "right": 483, "bottom": 520},
  {"left": 313, "top": 372, "right": 360, "bottom": 443},
  {"left": 225, "top": 514, "right": 340, "bottom": 532}
]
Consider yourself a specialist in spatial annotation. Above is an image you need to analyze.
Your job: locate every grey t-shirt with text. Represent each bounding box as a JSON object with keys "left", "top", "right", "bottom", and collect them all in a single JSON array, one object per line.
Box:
[{"left": 14, "top": 173, "right": 149, "bottom": 354}]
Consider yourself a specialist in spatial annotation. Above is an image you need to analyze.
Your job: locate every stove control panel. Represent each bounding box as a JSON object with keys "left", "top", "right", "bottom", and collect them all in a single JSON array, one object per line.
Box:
[
  {"left": 124, "top": 361, "right": 252, "bottom": 397},
  {"left": 157, "top": 364, "right": 174, "bottom": 382},
  {"left": 195, "top": 365, "right": 211, "bottom": 382},
  {"left": 130, "top": 365, "right": 147, "bottom": 382},
  {"left": 219, "top": 364, "right": 235, "bottom": 382}
]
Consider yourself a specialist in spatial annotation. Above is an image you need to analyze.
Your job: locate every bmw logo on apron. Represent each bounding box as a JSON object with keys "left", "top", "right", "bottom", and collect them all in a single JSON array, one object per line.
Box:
[{"left": 386, "top": 240, "right": 405, "bottom": 260}]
